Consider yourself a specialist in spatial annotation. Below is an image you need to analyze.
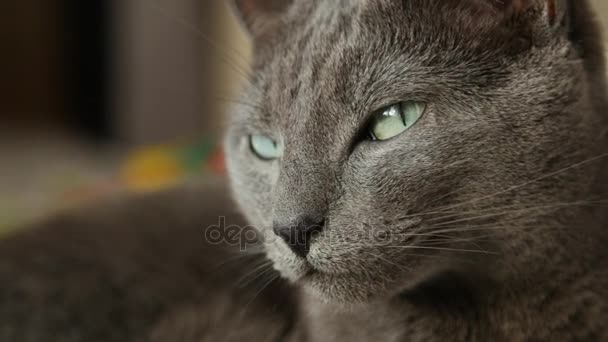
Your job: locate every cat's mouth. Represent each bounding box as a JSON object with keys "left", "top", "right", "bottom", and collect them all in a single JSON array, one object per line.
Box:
[
  {"left": 266, "top": 245, "right": 355, "bottom": 288},
  {"left": 269, "top": 249, "right": 359, "bottom": 286}
]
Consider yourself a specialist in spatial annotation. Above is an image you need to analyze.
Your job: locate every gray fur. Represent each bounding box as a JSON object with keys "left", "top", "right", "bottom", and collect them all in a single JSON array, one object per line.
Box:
[{"left": 1, "top": 0, "right": 607, "bottom": 341}]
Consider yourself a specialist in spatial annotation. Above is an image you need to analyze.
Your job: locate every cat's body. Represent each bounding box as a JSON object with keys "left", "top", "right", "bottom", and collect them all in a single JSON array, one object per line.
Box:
[
  {"left": 0, "top": 182, "right": 297, "bottom": 342},
  {"left": 2, "top": 0, "right": 608, "bottom": 340}
]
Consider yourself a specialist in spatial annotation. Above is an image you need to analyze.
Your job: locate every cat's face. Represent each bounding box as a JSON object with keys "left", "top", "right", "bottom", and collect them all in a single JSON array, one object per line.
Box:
[{"left": 226, "top": 0, "right": 605, "bottom": 303}]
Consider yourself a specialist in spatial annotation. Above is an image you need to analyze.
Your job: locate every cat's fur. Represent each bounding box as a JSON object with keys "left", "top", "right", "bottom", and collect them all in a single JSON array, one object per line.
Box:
[{"left": 2, "top": 0, "right": 608, "bottom": 341}]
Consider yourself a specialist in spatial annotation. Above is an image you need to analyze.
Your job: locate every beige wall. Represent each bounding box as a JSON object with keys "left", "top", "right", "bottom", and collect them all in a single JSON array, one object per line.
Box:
[
  {"left": 115, "top": 1, "right": 224, "bottom": 145},
  {"left": 216, "top": 3, "right": 251, "bottom": 122},
  {"left": 114, "top": 1, "right": 252, "bottom": 145},
  {"left": 591, "top": 0, "right": 608, "bottom": 37}
]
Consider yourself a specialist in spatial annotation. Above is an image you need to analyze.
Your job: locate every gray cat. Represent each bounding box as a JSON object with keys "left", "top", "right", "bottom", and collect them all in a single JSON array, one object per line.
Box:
[{"left": 2, "top": 0, "right": 608, "bottom": 341}]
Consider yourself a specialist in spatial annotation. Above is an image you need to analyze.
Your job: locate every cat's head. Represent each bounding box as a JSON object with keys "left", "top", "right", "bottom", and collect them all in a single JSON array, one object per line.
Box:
[{"left": 226, "top": 0, "right": 607, "bottom": 303}]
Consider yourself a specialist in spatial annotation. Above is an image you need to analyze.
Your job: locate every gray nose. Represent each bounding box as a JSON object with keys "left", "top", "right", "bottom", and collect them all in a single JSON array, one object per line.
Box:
[{"left": 272, "top": 217, "right": 325, "bottom": 258}]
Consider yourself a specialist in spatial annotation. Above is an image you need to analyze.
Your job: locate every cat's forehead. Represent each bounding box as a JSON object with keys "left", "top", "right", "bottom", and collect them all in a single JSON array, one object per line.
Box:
[
  {"left": 249, "top": 1, "right": 511, "bottom": 105},
  {"left": 256, "top": 0, "right": 508, "bottom": 60}
]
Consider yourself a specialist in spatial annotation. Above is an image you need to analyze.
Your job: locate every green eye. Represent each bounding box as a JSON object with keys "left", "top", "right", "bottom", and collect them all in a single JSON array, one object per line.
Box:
[
  {"left": 250, "top": 134, "right": 282, "bottom": 160},
  {"left": 368, "top": 101, "right": 426, "bottom": 141}
]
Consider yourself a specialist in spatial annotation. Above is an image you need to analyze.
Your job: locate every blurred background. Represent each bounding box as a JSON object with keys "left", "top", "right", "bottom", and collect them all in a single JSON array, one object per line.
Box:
[
  {"left": 0, "top": 0, "right": 607, "bottom": 233},
  {"left": 0, "top": 0, "right": 249, "bottom": 232}
]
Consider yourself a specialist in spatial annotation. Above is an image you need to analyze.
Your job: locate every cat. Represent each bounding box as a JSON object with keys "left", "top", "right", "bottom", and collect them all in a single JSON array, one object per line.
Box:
[
  {"left": 2, "top": 0, "right": 608, "bottom": 341},
  {"left": 227, "top": 0, "right": 608, "bottom": 340}
]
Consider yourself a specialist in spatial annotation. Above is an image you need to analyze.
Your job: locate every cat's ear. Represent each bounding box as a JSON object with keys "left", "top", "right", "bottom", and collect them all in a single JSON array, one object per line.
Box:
[
  {"left": 481, "top": 0, "right": 571, "bottom": 29},
  {"left": 230, "top": 0, "right": 293, "bottom": 37}
]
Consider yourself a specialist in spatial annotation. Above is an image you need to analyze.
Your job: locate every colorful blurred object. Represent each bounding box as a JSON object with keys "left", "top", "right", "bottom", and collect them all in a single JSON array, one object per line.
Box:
[
  {"left": 121, "top": 139, "right": 222, "bottom": 191},
  {"left": 0, "top": 138, "right": 225, "bottom": 234}
]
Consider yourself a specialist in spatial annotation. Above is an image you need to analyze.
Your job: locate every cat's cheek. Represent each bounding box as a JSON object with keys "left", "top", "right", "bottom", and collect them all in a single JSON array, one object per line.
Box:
[{"left": 225, "top": 143, "right": 277, "bottom": 227}]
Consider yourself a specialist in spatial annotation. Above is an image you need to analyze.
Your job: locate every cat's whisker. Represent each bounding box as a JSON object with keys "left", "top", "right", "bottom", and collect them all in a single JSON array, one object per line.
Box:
[
  {"left": 243, "top": 274, "right": 281, "bottom": 309},
  {"left": 388, "top": 209, "right": 463, "bottom": 223},
  {"left": 415, "top": 219, "right": 545, "bottom": 237},
  {"left": 237, "top": 267, "right": 275, "bottom": 292},
  {"left": 383, "top": 232, "right": 457, "bottom": 240},
  {"left": 401, "top": 223, "right": 571, "bottom": 247},
  {"left": 233, "top": 257, "right": 269, "bottom": 279},
  {"left": 241, "top": 264, "right": 277, "bottom": 290},
  {"left": 424, "top": 214, "right": 532, "bottom": 231},
  {"left": 384, "top": 230, "right": 497, "bottom": 242},
  {"left": 420, "top": 224, "right": 537, "bottom": 236},
  {"left": 209, "top": 250, "right": 265, "bottom": 273},
  {"left": 422, "top": 185, "right": 469, "bottom": 210},
  {"left": 422, "top": 199, "right": 608, "bottom": 224},
  {"left": 415, "top": 236, "right": 498, "bottom": 246},
  {"left": 416, "top": 199, "right": 608, "bottom": 229},
  {"left": 214, "top": 96, "right": 265, "bottom": 111},
  {"left": 394, "top": 196, "right": 608, "bottom": 224},
  {"left": 388, "top": 211, "right": 533, "bottom": 234},
  {"left": 235, "top": 259, "right": 274, "bottom": 288},
  {"left": 365, "top": 250, "right": 483, "bottom": 265},
  {"left": 364, "top": 251, "right": 413, "bottom": 272},
  {"left": 430, "top": 153, "right": 608, "bottom": 214},
  {"left": 387, "top": 245, "right": 497, "bottom": 255},
  {"left": 371, "top": 230, "right": 496, "bottom": 250}
]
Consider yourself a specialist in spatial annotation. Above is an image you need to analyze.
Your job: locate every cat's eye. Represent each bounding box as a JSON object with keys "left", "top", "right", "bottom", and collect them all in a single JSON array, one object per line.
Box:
[
  {"left": 368, "top": 101, "right": 426, "bottom": 141},
  {"left": 250, "top": 134, "right": 282, "bottom": 160}
]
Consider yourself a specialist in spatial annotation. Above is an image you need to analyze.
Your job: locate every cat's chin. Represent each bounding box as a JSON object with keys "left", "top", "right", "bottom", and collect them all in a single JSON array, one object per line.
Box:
[
  {"left": 270, "top": 260, "right": 381, "bottom": 303},
  {"left": 288, "top": 267, "right": 404, "bottom": 305},
  {"left": 269, "top": 257, "right": 409, "bottom": 304}
]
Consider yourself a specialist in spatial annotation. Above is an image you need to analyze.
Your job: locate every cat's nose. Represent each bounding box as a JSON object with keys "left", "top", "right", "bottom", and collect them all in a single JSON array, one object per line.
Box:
[{"left": 272, "top": 217, "right": 325, "bottom": 258}]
